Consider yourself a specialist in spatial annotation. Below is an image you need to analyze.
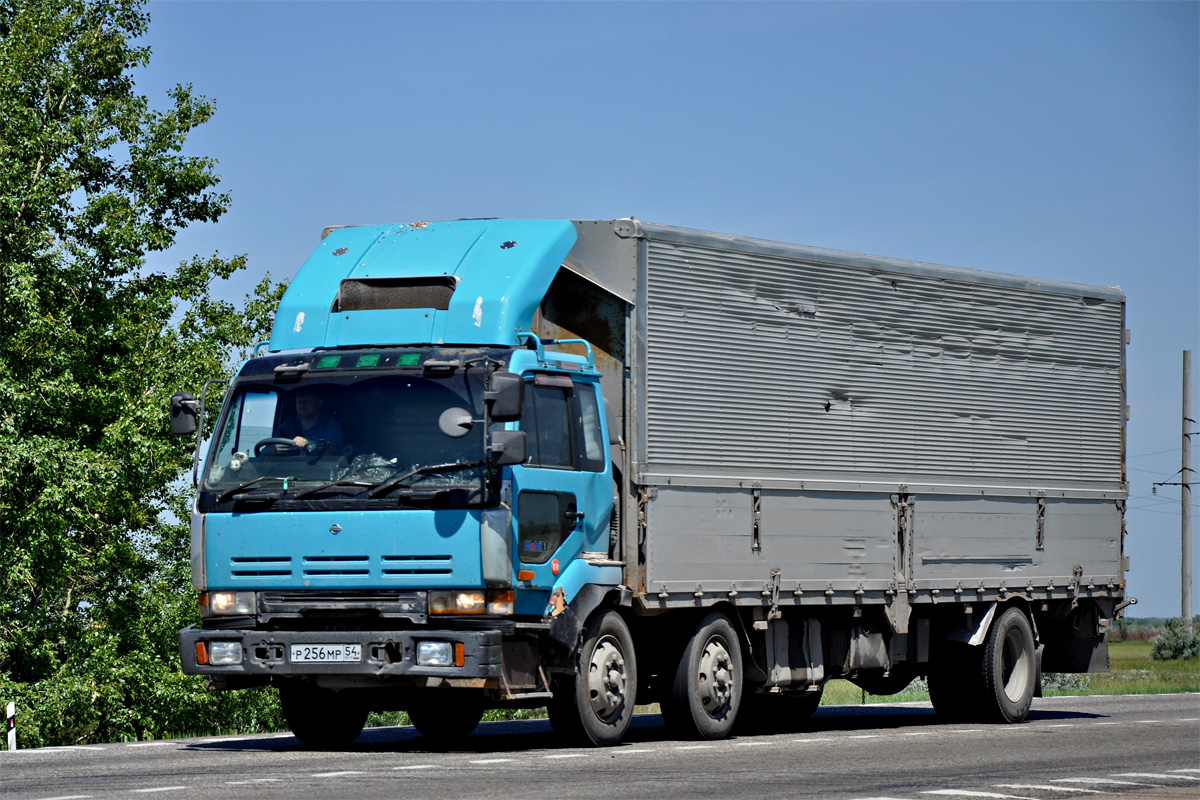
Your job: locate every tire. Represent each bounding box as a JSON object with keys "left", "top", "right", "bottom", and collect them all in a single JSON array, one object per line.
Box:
[
  {"left": 279, "top": 683, "right": 367, "bottom": 749},
  {"left": 735, "top": 687, "right": 822, "bottom": 734},
  {"left": 548, "top": 609, "right": 637, "bottom": 746},
  {"left": 662, "top": 611, "right": 743, "bottom": 740},
  {"left": 978, "top": 607, "right": 1037, "bottom": 723},
  {"left": 407, "top": 696, "right": 484, "bottom": 745}
]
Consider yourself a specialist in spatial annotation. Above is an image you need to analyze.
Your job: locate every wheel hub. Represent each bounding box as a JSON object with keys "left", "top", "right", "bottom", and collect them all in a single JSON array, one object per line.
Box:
[
  {"left": 697, "top": 636, "right": 735, "bottom": 718},
  {"left": 587, "top": 635, "right": 627, "bottom": 720}
]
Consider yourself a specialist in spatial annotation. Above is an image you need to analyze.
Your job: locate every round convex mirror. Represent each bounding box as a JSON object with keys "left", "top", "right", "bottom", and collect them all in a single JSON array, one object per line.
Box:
[{"left": 438, "top": 407, "right": 474, "bottom": 438}]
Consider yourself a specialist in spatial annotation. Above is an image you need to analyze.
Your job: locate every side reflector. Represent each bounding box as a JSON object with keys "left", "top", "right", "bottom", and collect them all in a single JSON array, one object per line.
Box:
[
  {"left": 517, "top": 570, "right": 534, "bottom": 581},
  {"left": 454, "top": 642, "right": 465, "bottom": 667},
  {"left": 195, "top": 641, "right": 209, "bottom": 666}
]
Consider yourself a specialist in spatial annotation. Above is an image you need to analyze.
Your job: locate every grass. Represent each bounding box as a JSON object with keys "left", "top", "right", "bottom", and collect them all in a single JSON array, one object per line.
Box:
[{"left": 817, "top": 640, "right": 1198, "bottom": 707}]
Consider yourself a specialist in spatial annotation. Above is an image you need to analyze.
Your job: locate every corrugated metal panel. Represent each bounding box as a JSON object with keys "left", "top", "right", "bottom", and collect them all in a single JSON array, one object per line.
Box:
[{"left": 643, "top": 239, "right": 1123, "bottom": 490}]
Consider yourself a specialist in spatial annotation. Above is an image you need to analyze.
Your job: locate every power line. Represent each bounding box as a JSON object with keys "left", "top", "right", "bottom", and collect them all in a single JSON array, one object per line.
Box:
[{"left": 1129, "top": 447, "right": 1182, "bottom": 459}]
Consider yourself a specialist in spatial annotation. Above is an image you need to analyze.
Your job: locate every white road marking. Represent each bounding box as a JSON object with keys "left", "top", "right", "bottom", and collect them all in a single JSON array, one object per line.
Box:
[
  {"left": 543, "top": 753, "right": 588, "bottom": 759},
  {"left": 735, "top": 741, "right": 772, "bottom": 746},
  {"left": 993, "top": 785, "right": 1104, "bottom": 794},
  {"left": 225, "top": 779, "right": 281, "bottom": 785},
  {"left": 849, "top": 797, "right": 918, "bottom": 800},
  {"left": 1113, "top": 772, "right": 1200, "bottom": 781},
  {"left": 200, "top": 736, "right": 256, "bottom": 744},
  {"left": 34, "top": 745, "right": 106, "bottom": 751},
  {"left": 33, "top": 796, "right": 93, "bottom": 800},
  {"left": 614, "top": 748, "right": 652, "bottom": 754},
  {"left": 1177, "top": 718, "right": 1199, "bottom": 722},
  {"left": 1092, "top": 721, "right": 1119, "bottom": 725},
  {"left": 1172, "top": 769, "right": 1200, "bottom": 773},
  {"left": 393, "top": 764, "right": 437, "bottom": 770},
  {"left": 953, "top": 729, "right": 984, "bottom": 733},
  {"left": 128, "top": 742, "right": 173, "bottom": 747},
  {"left": 922, "top": 791, "right": 1038, "bottom": 799},
  {"left": 311, "top": 771, "right": 364, "bottom": 777},
  {"left": 674, "top": 744, "right": 714, "bottom": 750},
  {"left": 1044, "top": 724, "right": 1076, "bottom": 728},
  {"left": 793, "top": 737, "right": 835, "bottom": 743},
  {"left": 1135, "top": 719, "right": 1158, "bottom": 724},
  {"left": 849, "top": 734, "right": 882, "bottom": 739},
  {"left": 1052, "top": 778, "right": 1158, "bottom": 786},
  {"left": 470, "top": 758, "right": 513, "bottom": 764},
  {"left": 904, "top": 731, "right": 935, "bottom": 736},
  {"left": 131, "top": 789, "right": 187, "bottom": 795}
]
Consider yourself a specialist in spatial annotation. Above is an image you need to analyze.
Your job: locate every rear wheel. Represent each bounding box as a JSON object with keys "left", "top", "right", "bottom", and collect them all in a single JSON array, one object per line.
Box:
[
  {"left": 662, "top": 611, "right": 743, "bottom": 740},
  {"left": 548, "top": 609, "right": 637, "bottom": 746},
  {"left": 279, "top": 683, "right": 367, "bottom": 749},
  {"left": 979, "top": 607, "right": 1036, "bottom": 723}
]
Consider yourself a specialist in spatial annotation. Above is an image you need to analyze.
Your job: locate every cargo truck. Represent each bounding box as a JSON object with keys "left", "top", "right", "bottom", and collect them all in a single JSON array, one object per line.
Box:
[{"left": 172, "top": 218, "right": 1130, "bottom": 747}]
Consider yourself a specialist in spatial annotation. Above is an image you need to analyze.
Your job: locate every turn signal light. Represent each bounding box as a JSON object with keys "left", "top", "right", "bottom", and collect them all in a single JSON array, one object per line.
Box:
[
  {"left": 517, "top": 570, "right": 535, "bottom": 582},
  {"left": 195, "top": 641, "right": 209, "bottom": 665},
  {"left": 454, "top": 642, "right": 465, "bottom": 667},
  {"left": 486, "top": 590, "right": 513, "bottom": 615}
]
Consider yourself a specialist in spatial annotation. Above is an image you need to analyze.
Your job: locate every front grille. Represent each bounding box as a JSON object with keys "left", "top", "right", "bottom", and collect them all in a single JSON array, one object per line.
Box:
[{"left": 257, "top": 590, "right": 427, "bottom": 623}]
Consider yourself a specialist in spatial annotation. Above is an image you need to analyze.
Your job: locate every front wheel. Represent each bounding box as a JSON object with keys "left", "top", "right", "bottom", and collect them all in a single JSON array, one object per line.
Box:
[
  {"left": 979, "top": 607, "right": 1037, "bottom": 723},
  {"left": 662, "top": 611, "right": 743, "bottom": 740},
  {"left": 548, "top": 609, "right": 637, "bottom": 746},
  {"left": 279, "top": 683, "right": 367, "bottom": 749}
]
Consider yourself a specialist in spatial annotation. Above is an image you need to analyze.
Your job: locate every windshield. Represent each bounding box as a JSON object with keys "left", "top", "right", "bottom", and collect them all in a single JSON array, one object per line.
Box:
[{"left": 202, "top": 371, "right": 488, "bottom": 501}]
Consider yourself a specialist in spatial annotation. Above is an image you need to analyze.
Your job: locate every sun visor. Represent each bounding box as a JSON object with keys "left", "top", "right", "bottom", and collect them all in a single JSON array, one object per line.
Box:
[{"left": 268, "top": 219, "right": 578, "bottom": 351}]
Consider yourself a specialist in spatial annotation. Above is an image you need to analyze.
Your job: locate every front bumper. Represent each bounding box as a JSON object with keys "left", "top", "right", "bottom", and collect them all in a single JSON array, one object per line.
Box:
[{"left": 179, "top": 625, "right": 501, "bottom": 681}]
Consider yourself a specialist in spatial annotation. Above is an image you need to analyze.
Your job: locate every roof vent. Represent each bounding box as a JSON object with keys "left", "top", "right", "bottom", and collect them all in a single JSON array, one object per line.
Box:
[{"left": 336, "top": 276, "right": 457, "bottom": 312}]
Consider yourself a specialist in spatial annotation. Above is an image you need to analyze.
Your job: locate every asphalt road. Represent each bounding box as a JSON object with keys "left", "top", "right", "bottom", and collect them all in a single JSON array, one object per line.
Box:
[{"left": 3, "top": 694, "right": 1197, "bottom": 800}]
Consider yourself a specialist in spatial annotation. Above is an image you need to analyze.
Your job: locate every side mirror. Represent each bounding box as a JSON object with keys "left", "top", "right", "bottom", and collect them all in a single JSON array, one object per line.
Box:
[
  {"left": 170, "top": 391, "right": 199, "bottom": 436},
  {"left": 488, "top": 430, "right": 527, "bottom": 467},
  {"left": 485, "top": 372, "right": 525, "bottom": 422}
]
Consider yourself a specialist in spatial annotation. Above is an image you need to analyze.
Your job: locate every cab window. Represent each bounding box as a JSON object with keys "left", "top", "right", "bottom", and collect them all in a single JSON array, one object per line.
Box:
[{"left": 519, "top": 375, "right": 604, "bottom": 473}]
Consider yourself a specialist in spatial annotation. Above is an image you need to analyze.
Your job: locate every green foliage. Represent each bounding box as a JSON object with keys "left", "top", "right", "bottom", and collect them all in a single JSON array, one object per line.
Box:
[
  {"left": 1150, "top": 618, "right": 1200, "bottom": 661},
  {"left": 0, "top": 0, "right": 284, "bottom": 745}
]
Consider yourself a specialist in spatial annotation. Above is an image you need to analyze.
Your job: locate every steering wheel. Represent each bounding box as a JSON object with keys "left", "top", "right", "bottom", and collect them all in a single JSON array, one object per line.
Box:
[{"left": 254, "top": 437, "right": 297, "bottom": 456}]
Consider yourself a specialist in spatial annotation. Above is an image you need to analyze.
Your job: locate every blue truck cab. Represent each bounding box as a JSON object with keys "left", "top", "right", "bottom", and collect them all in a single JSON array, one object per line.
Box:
[{"left": 175, "top": 220, "right": 631, "bottom": 746}]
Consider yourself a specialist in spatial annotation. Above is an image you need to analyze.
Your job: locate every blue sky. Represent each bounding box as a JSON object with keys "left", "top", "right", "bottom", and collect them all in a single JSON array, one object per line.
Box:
[{"left": 140, "top": 1, "right": 1198, "bottom": 618}]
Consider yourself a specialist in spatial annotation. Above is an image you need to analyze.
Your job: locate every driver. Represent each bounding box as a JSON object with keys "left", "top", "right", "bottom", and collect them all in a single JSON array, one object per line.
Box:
[{"left": 274, "top": 387, "right": 343, "bottom": 454}]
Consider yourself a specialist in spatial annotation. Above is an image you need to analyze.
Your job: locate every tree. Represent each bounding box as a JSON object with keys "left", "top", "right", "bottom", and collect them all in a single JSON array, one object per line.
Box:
[{"left": 0, "top": 0, "right": 284, "bottom": 744}]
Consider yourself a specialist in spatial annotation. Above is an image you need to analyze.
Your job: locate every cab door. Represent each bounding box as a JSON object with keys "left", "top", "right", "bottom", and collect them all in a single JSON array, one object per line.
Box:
[{"left": 510, "top": 373, "right": 611, "bottom": 597}]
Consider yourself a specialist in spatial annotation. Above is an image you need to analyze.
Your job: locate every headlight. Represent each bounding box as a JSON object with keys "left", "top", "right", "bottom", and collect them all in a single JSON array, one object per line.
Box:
[
  {"left": 207, "top": 591, "right": 256, "bottom": 616},
  {"left": 427, "top": 589, "right": 513, "bottom": 615},
  {"left": 416, "top": 641, "right": 453, "bottom": 666},
  {"left": 208, "top": 641, "right": 243, "bottom": 666},
  {"left": 429, "top": 590, "right": 486, "bottom": 615}
]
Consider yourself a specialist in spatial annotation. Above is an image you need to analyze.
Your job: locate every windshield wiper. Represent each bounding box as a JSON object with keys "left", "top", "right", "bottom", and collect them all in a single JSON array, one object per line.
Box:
[
  {"left": 217, "top": 476, "right": 293, "bottom": 503},
  {"left": 292, "top": 480, "right": 377, "bottom": 500},
  {"left": 368, "top": 461, "right": 484, "bottom": 499}
]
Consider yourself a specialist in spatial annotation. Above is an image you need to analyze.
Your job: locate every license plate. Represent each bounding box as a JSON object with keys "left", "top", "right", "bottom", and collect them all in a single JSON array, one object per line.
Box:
[{"left": 290, "top": 643, "right": 362, "bottom": 663}]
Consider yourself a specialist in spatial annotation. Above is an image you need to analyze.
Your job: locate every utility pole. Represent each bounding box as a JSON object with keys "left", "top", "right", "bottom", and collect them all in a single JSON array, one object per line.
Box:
[{"left": 1184, "top": 350, "right": 1193, "bottom": 630}]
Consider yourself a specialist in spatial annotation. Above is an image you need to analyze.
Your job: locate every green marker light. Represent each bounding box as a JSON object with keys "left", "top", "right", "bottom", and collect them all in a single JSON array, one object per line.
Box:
[
  {"left": 398, "top": 353, "right": 420, "bottom": 367},
  {"left": 355, "top": 354, "right": 381, "bottom": 368},
  {"left": 316, "top": 355, "right": 341, "bottom": 369}
]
